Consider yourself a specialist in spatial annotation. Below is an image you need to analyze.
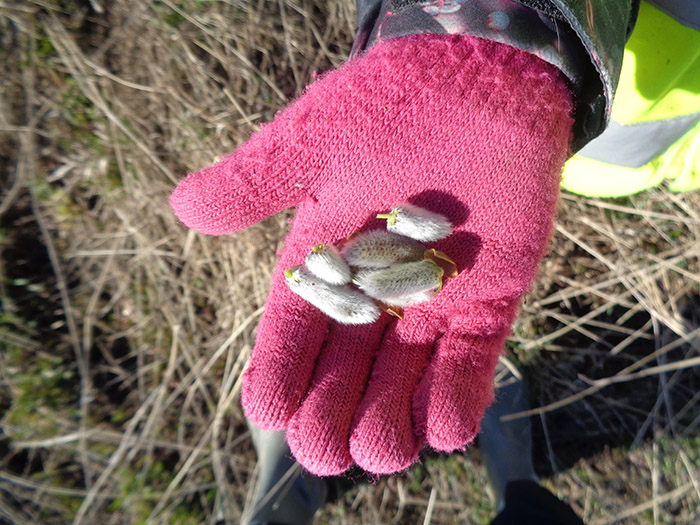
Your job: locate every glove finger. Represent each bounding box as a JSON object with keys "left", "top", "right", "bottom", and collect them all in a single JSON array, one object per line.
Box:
[
  {"left": 241, "top": 197, "right": 383, "bottom": 430},
  {"left": 241, "top": 269, "right": 329, "bottom": 430},
  {"left": 170, "top": 123, "right": 311, "bottom": 235},
  {"left": 349, "top": 313, "right": 440, "bottom": 474},
  {"left": 286, "top": 317, "right": 391, "bottom": 476},
  {"left": 412, "top": 301, "right": 518, "bottom": 452},
  {"left": 240, "top": 200, "right": 334, "bottom": 429}
]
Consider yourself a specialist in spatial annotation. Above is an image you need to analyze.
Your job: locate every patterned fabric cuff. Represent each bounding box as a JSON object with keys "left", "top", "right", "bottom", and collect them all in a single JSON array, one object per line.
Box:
[{"left": 351, "top": 0, "right": 587, "bottom": 97}]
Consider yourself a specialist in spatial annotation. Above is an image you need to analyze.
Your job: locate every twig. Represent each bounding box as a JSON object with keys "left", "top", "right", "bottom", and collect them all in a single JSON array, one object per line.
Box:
[
  {"left": 524, "top": 295, "right": 630, "bottom": 350},
  {"left": 422, "top": 486, "right": 437, "bottom": 525},
  {"left": 210, "top": 342, "right": 244, "bottom": 523},
  {"left": 540, "top": 412, "right": 559, "bottom": 478},
  {"left": 678, "top": 451, "right": 700, "bottom": 505},
  {"left": 556, "top": 224, "right": 688, "bottom": 336},
  {"left": 580, "top": 356, "right": 700, "bottom": 390},
  {"left": 0, "top": 470, "right": 112, "bottom": 498},
  {"left": 1, "top": 30, "right": 34, "bottom": 218},
  {"left": 29, "top": 187, "right": 93, "bottom": 489},
  {"left": 652, "top": 438, "right": 659, "bottom": 525},
  {"left": 590, "top": 481, "right": 695, "bottom": 524},
  {"left": 652, "top": 318, "right": 676, "bottom": 435},
  {"left": 74, "top": 388, "right": 161, "bottom": 524},
  {"left": 503, "top": 351, "right": 700, "bottom": 421},
  {"left": 83, "top": 58, "right": 163, "bottom": 93},
  {"left": 0, "top": 469, "right": 216, "bottom": 500},
  {"left": 392, "top": 479, "right": 406, "bottom": 525},
  {"left": 155, "top": 0, "right": 287, "bottom": 102},
  {"left": 561, "top": 193, "right": 700, "bottom": 225},
  {"left": 398, "top": 496, "right": 462, "bottom": 510},
  {"left": 125, "top": 323, "right": 181, "bottom": 466},
  {"left": 241, "top": 462, "right": 302, "bottom": 525},
  {"left": 13, "top": 427, "right": 208, "bottom": 454},
  {"left": 44, "top": 17, "right": 177, "bottom": 183},
  {"left": 532, "top": 247, "right": 694, "bottom": 309},
  {"left": 278, "top": 0, "right": 302, "bottom": 91}
]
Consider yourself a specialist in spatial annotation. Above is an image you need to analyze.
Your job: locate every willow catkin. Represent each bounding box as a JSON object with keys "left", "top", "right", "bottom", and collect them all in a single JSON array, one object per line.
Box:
[
  {"left": 381, "top": 289, "right": 435, "bottom": 307},
  {"left": 353, "top": 259, "right": 444, "bottom": 304},
  {"left": 285, "top": 266, "right": 380, "bottom": 324},
  {"left": 305, "top": 244, "right": 351, "bottom": 285},
  {"left": 377, "top": 203, "right": 452, "bottom": 242},
  {"left": 341, "top": 230, "right": 425, "bottom": 268}
]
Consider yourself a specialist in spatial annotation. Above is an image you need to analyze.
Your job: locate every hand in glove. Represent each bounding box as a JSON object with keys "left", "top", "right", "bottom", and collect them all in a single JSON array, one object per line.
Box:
[{"left": 171, "top": 34, "right": 573, "bottom": 475}]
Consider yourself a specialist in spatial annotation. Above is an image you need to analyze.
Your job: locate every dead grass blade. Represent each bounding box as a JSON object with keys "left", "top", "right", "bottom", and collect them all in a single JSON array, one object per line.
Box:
[
  {"left": 44, "top": 16, "right": 177, "bottom": 183},
  {"left": 590, "top": 481, "right": 696, "bottom": 525}
]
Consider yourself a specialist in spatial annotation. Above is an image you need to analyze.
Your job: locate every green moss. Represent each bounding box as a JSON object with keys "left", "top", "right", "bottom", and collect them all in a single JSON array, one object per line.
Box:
[
  {"left": 107, "top": 459, "right": 214, "bottom": 523},
  {"left": 37, "top": 36, "right": 57, "bottom": 60},
  {"left": 2, "top": 346, "right": 77, "bottom": 440},
  {"left": 404, "top": 464, "right": 425, "bottom": 494}
]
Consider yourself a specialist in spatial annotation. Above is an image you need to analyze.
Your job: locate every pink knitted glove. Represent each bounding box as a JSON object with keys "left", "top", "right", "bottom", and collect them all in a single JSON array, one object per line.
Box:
[{"left": 171, "top": 34, "right": 573, "bottom": 475}]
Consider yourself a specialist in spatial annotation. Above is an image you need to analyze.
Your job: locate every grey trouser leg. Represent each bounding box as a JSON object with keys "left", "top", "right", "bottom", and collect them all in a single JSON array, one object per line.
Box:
[{"left": 243, "top": 426, "right": 328, "bottom": 525}]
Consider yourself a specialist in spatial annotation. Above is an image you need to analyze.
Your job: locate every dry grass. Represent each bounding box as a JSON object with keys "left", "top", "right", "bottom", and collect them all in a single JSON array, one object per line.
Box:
[{"left": 0, "top": 1, "right": 698, "bottom": 523}]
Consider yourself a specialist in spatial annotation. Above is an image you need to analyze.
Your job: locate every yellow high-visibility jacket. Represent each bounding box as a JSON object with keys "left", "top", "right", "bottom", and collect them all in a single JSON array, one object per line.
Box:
[{"left": 562, "top": 1, "right": 700, "bottom": 197}]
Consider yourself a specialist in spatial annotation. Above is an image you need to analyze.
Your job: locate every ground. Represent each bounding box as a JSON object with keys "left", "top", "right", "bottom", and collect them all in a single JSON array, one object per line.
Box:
[{"left": 0, "top": 1, "right": 699, "bottom": 523}]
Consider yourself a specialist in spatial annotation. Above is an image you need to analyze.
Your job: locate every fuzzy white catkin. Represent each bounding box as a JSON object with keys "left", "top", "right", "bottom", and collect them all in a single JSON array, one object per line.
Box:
[
  {"left": 383, "top": 203, "right": 452, "bottom": 242},
  {"left": 341, "top": 230, "right": 425, "bottom": 268},
  {"left": 353, "top": 259, "right": 444, "bottom": 303},
  {"left": 305, "top": 244, "right": 351, "bottom": 285},
  {"left": 382, "top": 289, "right": 435, "bottom": 307},
  {"left": 285, "top": 266, "right": 380, "bottom": 324}
]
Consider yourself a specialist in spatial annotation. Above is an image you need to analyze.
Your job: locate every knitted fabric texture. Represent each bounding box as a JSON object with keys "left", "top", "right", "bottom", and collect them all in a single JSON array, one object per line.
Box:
[{"left": 171, "top": 34, "right": 574, "bottom": 476}]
